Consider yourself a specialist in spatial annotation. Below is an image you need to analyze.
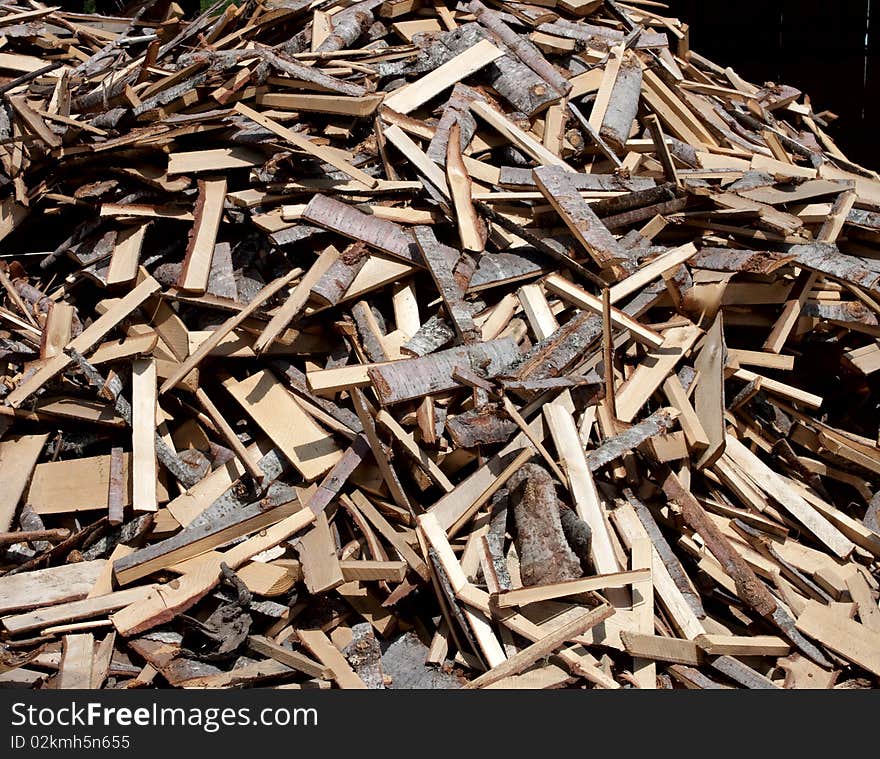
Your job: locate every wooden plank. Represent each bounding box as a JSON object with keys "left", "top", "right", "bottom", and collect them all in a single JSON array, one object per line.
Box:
[
  {"left": 131, "top": 358, "right": 158, "bottom": 513},
  {"left": 534, "top": 165, "right": 632, "bottom": 274},
  {"left": 544, "top": 273, "right": 663, "bottom": 347},
  {"left": 695, "top": 634, "right": 790, "bottom": 657},
  {"left": 662, "top": 375, "right": 710, "bottom": 452},
  {"left": 731, "top": 368, "right": 823, "bottom": 410},
  {"left": 222, "top": 369, "right": 342, "bottom": 481},
  {"left": 615, "top": 324, "right": 701, "bottom": 423},
  {"left": 106, "top": 222, "right": 148, "bottom": 286},
  {"left": 296, "top": 628, "right": 367, "bottom": 689},
  {"left": 620, "top": 632, "right": 703, "bottom": 665},
  {"left": 115, "top": 497, "right": 302, "bottom": 586},
  {"left": 447, "top": 122, "right": 483, "bottom": 252},
  {"left": 0, "top": 433, "right": 48, "bottom": 531},
  {"left": 26, "top": 453, "right": 170, "bottom": 515},
  {"left": 2, "top": 585, "right": 155, "bottom": 635},
  {"left": 296, "top": 511, "right": 344, "bottom": 594},
  {"left": 845, "top": 572, "right": 880, "bottom": 632},
  {"left": 255, "top": 245, "right": 340, "bottom": 353},
  {"left": 58, "top": 634, "right": 94, "bottom": 690},
  {"left": 383, "top": 39, "right": 503, "bottom": 114},
  {"left": 630, "top": 538, "right": 656, "bottom": 688},
  {"left": 6, "top": 275, "right": 161, "bottom": 408},
  {"left": 246, "top": 635, "right": 330, "bottom": 679},
  {"left": 464, "top": 604, "right": 614, "bottom": 688},
  {"left": 178, "top": 177, "right": 226, "bottom": 294},
  {"left": 339, "top": 559, "right": 407, "bottom": 583},
  {"left": 693, "top": 314, "right": 725, "bottom": 468},
  {"left": 543, "top": 400, "right": 623, "bottom": 581},
  {"left": 612, "top": 501, "right": 705, "bottom": 639},
  {"left": 257, "top": 92, "right": 384, "bottom": 116},
  {"left": 609, "top": 243, "right": 697, "bottom": 304},
  {"left": 796, "top": 601, "right": 880, "bottom": 677},
  {"left": 0, "top": 560, "right": 106, "bottom": 615},
  {"left": 724, "top": 436, "right": 854, "bottom": 558},
  {"left": 494, "top": 569, "right": 650, "bottom": 607},
  {"left": 167, "top": 147, "right": 265, "bottom": 175},
  {"left": 471, "top": 100, "right": 573, "bottom": 169}
]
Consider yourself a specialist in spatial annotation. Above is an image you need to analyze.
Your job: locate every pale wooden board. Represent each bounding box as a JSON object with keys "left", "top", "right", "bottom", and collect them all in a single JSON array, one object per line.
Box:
[
  {"left": 58, "top": 633, "right": 94, "bottom": 689},
  {"left": 178, "top": 177, "right": 226, "bottom": 293},
  {"left": 724, "top": 436, "right": 854, "bottom": 558},
  {"left": 2, "top": 585, "right": 155, "bottom": 635},
  {"left": 0, "top": 560, "right": 107, "bottom": 615},
  {"left": 615, "top": 324, "right": 701, "bottom": 423},
  {"left": 543, "top": 400, "right": 624, "bottom": 589},
  {"left": 26, "top": 453, "right": 170, "bottom": 514},
  {"left": 131, "top": 357, "right": 158, "bottom": 513},
  {"left": 296, "top": 511, "right": 344, "bottom": 594},
  {"left": 296, "top": 628, "right": 367, "bottom": 689},
  {"left": 106, "top": 222, "right": 148, "bottom": 286},
  {"left": 383, "top": 39, "right": 503, "bottom": 114},
  {"left": 796, "top": 601, "right": 880, "bottom": 677},
  {"left": 223, "top": 369, "right": 342, "bottom": 481},
  {"left": 0, "top": 433, "right": 48, "bottom": 531}
]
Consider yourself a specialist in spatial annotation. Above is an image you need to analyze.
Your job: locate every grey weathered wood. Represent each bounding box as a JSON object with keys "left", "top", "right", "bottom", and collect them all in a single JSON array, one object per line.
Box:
[
  {"left": 413, "top": 226, "right": 479, "bottom": 342},
  {"left": 600, "top": 50, "right": 642, "bottom": 153},
  {"left": 310, "top": 242, "right": 369, "bottom": 306},
  {"left": 0, "top": 560, "right": 106, "bottom": 615},
  {"left": 469, "top": 0, "right": 571, "bottom": 97},
  {"left": 533, "top": 165, "right": 631, "bottom": 275},
  {"left": 499, "top": 166, "right": 655, "bottom": 191},
  {"left": 790, "top": 242, "right": 880, "bottom": 296},
  {"left": 301, "top": 195, "right": 421, "bottom": 267},
  {"left": 587, "top": 408, "right": 679, "bottom": 472}
]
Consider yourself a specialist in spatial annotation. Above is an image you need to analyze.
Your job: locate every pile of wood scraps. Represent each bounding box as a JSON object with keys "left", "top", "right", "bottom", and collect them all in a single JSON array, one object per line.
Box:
[{"left": 1, "top": 0, "right": 880, "bottom": 690}]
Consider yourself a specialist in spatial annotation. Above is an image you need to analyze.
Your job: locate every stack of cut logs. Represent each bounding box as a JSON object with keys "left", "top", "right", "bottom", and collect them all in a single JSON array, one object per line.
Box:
[{"left": 1, "top": 0, "right": 879, "bottom": 691}]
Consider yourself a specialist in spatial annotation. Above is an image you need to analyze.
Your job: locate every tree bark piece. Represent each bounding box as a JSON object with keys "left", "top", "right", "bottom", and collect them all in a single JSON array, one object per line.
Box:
[
  {"left": 367, "top": 337, "right": 519, "bottom": 405},
  {"left": 662, "top": 471, "right": 777, "bottom": 618},
  {"left": 301, "top": 195, "right": 421, "bottom": 266},
  {"left": 468, "top": 0, "right": 571, "bottom": 97},
  {"left": 599, "top": 50, "right": 642, "bottom": 153},
  {"left": 413, "top": 225, "right": 478, "bottom": 343},
  {"left": 534, "top": 165, "right": 633, "bottom": 277},
  {"left": 310, "top": 243, "right": 369, "bottom": 306}
]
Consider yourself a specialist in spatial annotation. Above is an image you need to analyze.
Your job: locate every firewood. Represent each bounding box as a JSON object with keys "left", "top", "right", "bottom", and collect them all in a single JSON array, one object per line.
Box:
[{"left": 0, "top": 0, "right": 877, "bottom": 691}]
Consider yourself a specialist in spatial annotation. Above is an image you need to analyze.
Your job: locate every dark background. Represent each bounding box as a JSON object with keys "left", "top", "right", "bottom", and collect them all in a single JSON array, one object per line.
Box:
[{"left": 666, "top": 1, "right": 876, "bottom": 170}]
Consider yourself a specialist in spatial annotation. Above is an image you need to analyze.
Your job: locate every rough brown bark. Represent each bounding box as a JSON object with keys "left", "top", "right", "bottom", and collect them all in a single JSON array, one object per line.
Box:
[
  {"left": 662, "top": 472, "right": 777, "bottom": 618},
  {"left": 446, "top": 405, "right": 516, "bottom": 448},
  {"left": 507, "top": 463, "right": 583, "bottom": 586}
]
